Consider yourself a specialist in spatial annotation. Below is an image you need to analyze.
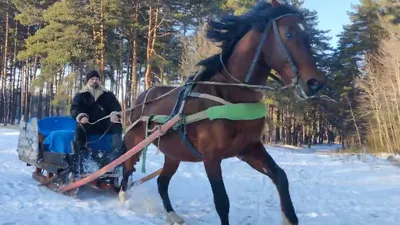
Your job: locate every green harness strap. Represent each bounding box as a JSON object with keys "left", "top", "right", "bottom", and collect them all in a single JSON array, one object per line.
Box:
[
  {"left": 144, "top": 102, "right": 267, "bottom": 126},
  {"left": 207, "top": 102, "right": 268, "bottom": 121},
  {"left": 140, "top": 102, "right": 268, "bottom": 173}
]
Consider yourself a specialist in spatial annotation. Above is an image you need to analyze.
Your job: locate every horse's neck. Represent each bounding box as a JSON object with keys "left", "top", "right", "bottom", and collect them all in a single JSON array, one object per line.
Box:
[{"left": 210, "top": 31, "right": 268, "bottom": 103}]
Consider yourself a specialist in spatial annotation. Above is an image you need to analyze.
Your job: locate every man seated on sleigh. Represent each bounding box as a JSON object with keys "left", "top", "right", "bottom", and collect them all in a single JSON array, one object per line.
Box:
[{"left": 70, "top": 70, "right": 123, "bottom": 164}]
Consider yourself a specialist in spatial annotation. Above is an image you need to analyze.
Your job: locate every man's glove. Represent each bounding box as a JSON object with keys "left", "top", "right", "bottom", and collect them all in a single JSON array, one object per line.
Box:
[
  {"left": 76, "top": 113, "right": 89, "bottom": 124},
  {"left": 80, "top": 117, "right": 89, "bottom": 124},
  {"left": 110, "top": 111, "right": 121, "bottom": 123}
]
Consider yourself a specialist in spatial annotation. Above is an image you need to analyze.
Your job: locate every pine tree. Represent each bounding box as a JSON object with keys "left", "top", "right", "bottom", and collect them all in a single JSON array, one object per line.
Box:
[
  {"left": 380, "top": 0, "right": 400, "bottom": 24},
  {"left": 325, "top": 0, "right": 400, "bottom": 147},
  {"left": 223, "top": 0, "right": 258, "bottom": 15}
]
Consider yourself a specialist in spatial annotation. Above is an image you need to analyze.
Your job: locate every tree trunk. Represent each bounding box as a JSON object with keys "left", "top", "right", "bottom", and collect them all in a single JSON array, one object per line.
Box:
[
  {"left": 144, "top": 6, "right": 159, "bottom": 89},
  {"left": 100, "top": 0, "right": 105, "bottom": 81},
  {"left": 275, "top": 109, "right": 280, "bottom": 143},
  {"left": 119, "top": 40, "right": 125, "bottom": 126},
  {"left": 0, "top": 44, "right": 3, "bottom": 124},
  {"left": 2, "top": 11, "right": 9, "bottom": 125},
  {"left": 38, "top": 83, "right": 43, "bottom": 118},
  {"left": 116, "top": 70, "right": 120, "bottom": 97},
  {"left": 293, "top": 116, "right": 297, "bottom": 146},
  {"left": 346, "top": 96, "right": 362, "bottom": 147},
  {"left": 299, "top": 124, "right": 304, "bottom": 145},
  {"left": 318, "top": 113, "right": 324, "bottom": 144},
  {"left": 55, "top": 70, "right": 62, "bottom": 116},
  {"left": 44, "top": 82, "right": 50, "bottom": 117},
  {"left": 8, "top": 19, "right": 18, "bottom": 124},
  {"left": 109, "top": 65, "right": 115, "bottom": 92},
  {"left": 50, "top": 79, "right": 54, "bottom": 116},
  {"left": 159, "top": 45, "right": 166, "bottom": 85},
  {"left": 144, "top": 6, "right": 154, "bottom": 89},
  {"left": 125, "top": 63, "right": 131, "bottom": 108},
  {"left": 28, "top": 54, "right": 39, "bottom": 118},
  {"left": 130, "top": 0, "right": 139, "bottom": 104},
  {"left": 268, "top": 105, "right": 274, "bottom": 144},
  {"left": 17, "top": 65, "right": 22, "bottom": 121},
  {"left": 312, "top": 107, "right": 317, "bottom": 144},
  {"left": 21, "top": 59, "right": 29, "bottom": 120}
]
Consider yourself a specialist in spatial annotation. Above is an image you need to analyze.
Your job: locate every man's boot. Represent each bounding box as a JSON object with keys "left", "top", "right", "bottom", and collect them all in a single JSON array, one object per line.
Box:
[
  {"left": 73, "top": 127, "right": 89, "bottom": 176},
  {"left": 102, "top": 133, "right": 123, "bottom": 165}
]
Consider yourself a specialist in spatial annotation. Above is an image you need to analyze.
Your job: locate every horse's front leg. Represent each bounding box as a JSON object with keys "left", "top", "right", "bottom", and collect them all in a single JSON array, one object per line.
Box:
[
  {"left": 119, "top": 156, "right": 137, "bottom": 203},
  {"left": 118, "top": 130, "right": 144, "bottom": 203},
  {"left": 238, "top": 141, "right": 298, "bottom": 225},
  {"left": 204, "top": 159, "right": 230, "bottom": 225}
]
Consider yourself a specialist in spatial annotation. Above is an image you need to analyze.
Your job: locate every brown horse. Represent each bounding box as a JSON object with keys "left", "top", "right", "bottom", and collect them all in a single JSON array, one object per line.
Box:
[{"left": 119, "top": 1, "right": 326, "bottom": 225}]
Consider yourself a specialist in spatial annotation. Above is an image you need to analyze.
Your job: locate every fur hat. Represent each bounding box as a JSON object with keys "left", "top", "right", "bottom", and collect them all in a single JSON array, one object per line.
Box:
[{"left": 85, "top": 70, "right": 100, "bottom": 83}]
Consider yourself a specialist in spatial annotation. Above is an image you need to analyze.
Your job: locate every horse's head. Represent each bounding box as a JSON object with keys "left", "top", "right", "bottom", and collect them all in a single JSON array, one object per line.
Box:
[
  {"left": 257, "top": 0, "right": 326, "bottom": 98},
  {"left": 201, "top": 0, "right": 326, "bottom": 100},
  {"left": 261, "top": 0, "right": 326, "bottom": 98}
]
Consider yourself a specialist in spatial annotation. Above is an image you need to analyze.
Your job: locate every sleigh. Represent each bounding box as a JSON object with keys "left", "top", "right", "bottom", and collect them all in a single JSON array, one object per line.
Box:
[{"left": 16, "top": 115, "right": 123, "bottom": 195}]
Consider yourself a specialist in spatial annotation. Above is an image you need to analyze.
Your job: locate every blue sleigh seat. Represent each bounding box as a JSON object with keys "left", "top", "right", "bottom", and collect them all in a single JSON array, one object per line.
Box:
[
  {"left": 37, "top": 116, "right": 77, "bottom": 138},
  {"left": 37, "top": 116, "right": 113, "bottom": 154}
]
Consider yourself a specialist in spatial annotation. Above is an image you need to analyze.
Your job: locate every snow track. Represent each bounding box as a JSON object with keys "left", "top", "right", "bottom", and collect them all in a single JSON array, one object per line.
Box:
[{"left": 1, "top": 127, "right": 400, "bottom": 225}]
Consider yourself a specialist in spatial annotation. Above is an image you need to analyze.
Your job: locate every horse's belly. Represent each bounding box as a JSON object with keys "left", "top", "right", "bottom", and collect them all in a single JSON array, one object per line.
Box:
[
  {"left": 156, "top": 132, "right": 204, "bottom": 162},
  {"left": 154, "top": 119, "right": 265, "bottom": 161}
]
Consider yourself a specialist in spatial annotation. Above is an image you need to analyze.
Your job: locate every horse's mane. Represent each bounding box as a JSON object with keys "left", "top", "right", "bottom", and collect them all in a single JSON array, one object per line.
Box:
[{"left": 195, "top": 1, "right": 302, "bottom": 81}]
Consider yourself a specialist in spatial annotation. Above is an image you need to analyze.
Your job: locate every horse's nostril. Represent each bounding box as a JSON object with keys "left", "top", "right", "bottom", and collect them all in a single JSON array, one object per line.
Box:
[{"left": 307, "top": 79, "right": 322, "bottom": 94}]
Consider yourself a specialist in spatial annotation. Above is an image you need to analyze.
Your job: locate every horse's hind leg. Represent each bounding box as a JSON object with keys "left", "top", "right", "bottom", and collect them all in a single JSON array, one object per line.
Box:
[
  {"left": 157, "top": 156, "right": 184, "bottom": 224},
  {"left": 238, "top": 141, "right": 298, "bottom": 225}
]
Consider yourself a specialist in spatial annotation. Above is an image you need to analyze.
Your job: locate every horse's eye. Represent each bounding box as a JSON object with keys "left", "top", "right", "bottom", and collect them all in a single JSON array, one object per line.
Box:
[{"left": 286, "top": 32, "right": 294, "bottom": 39}]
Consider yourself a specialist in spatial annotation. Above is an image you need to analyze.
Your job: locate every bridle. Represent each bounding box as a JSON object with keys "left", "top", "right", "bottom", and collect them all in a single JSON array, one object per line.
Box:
[
  {"left": 190, "top": 13, "right": 338, "bottom": 103},
  {"left": 220, "top": 13, "right": 309, "bottom": 100}
]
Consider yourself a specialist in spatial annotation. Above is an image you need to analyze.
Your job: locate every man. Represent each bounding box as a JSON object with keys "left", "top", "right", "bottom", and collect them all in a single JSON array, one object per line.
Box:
[{"left": 70, "top": 70, "right": 123, "bottom": 165}]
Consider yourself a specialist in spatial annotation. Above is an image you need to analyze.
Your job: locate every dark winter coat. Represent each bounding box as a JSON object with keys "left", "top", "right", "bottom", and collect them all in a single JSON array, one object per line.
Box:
[{"left": 70, "top": 85, "right": 122, "bottom": 134}]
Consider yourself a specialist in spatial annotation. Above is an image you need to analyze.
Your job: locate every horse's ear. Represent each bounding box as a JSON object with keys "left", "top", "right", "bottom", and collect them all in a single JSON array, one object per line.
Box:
[{"left": 271, "top": 0, "right": 280, "bottom": 7}]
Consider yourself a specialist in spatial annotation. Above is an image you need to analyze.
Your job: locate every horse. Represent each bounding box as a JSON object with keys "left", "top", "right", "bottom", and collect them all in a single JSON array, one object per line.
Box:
[{"left": 118, "top": 1, "right": 326, "bottom": 225}]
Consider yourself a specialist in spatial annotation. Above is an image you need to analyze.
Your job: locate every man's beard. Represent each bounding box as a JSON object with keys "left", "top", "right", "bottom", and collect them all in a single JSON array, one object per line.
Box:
[{"left": 90, "top": 83, "right": 99, "bottom": 89}]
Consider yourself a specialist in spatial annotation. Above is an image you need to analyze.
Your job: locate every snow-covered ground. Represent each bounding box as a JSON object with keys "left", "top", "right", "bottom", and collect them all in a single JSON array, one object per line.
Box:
[{"left": 1, "top": 127, "right": 400, "bottom": 225}]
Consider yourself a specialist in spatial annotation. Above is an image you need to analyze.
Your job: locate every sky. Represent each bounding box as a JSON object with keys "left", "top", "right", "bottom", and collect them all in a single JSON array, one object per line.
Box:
[{"left": 302, "top": 0, "right": 360, "bottom": 47}]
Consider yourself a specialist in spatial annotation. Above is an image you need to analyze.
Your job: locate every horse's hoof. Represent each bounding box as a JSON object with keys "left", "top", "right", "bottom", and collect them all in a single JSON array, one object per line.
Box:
[
  {"left": 281, "top": 212, "right": 297, "bottom": 225},
  {"left": 166, "top": 211, "right": 185, "bottom": 224},
  {"left": 119, "top": 190, "right": 127, "bottom": 204}
]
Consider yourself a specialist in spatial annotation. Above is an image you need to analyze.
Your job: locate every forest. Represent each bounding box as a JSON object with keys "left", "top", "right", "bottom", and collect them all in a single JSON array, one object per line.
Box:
[{"left": 0, "top": 0, "right": 399, "bottom": 154}]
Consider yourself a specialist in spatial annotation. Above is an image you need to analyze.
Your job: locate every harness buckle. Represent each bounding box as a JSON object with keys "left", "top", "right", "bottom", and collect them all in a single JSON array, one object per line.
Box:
[{"left": 157, "top": 125, "right": 167, "bottom": 135}]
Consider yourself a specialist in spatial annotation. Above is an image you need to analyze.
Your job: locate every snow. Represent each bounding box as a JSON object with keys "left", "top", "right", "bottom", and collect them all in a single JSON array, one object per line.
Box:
[{"left": 1, "top": 127, "right": 400, "bottom": 225}]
